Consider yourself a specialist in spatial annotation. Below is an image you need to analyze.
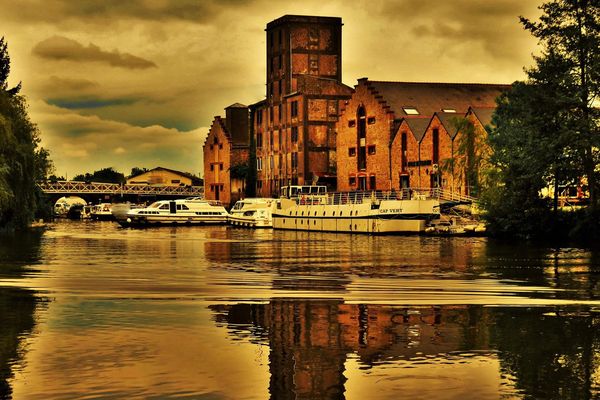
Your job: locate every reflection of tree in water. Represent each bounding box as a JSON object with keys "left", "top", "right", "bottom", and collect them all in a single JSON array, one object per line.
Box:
[
  {"left": 492, "top": 307, "right": 600, "bottom": 400},
  {"left": 0, "top": 229, "right": 45, "bottom": 399},
  {"left": 211, "top": 300, "right": 490, "bottom": 400}
]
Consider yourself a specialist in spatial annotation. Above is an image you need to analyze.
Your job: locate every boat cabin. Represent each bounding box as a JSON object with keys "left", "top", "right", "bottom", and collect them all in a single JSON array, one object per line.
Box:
[{"left": 280, "top": 185, "right": 327, "bottom": 199}]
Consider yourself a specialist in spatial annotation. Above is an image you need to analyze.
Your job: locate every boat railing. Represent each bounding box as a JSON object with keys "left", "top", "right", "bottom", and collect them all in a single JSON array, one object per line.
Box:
[{"left": 294, "top": 188, "right": 444, "bottom": 206}]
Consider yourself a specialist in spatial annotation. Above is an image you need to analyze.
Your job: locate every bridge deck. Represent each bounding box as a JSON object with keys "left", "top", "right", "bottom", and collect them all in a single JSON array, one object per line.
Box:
[{"left": 38, "top": 181, "right": 204, "bottom": 197}]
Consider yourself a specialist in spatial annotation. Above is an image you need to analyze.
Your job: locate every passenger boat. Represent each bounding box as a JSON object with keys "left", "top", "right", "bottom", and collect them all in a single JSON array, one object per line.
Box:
[
  {"left": 90, "top": 203, "right": 114, "bottom": 221},
  {"left": 272, "top": 186, "right": 440, "bottom": 234},
  {"left": 228, "top": 198, "right": 277, "bottom": 228},
  {"left": 116, "top": 198, "right": 228, "bottom": 227}
]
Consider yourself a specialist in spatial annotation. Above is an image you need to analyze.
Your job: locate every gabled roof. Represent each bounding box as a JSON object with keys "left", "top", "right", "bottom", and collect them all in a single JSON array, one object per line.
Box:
[
  {"left": 469, "top": 107, "right": 496, "bottom": 129},
  {"left": 362, "top": 79, "right": 509, "bottom": 118},
  {"left": 435, "top": 111, "right": 464, "bottom": 139},
  {"left": 227, "top": 103, "right": 247, "bottom": 109},
  {"left": 129, "top": 167, "right": 201, "bottom": 185},
  {"left": 402, "top": 117, "right": 431, "bottom": 142}
]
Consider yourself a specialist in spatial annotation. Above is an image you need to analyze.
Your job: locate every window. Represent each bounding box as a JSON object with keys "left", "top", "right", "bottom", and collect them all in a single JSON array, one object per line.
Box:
[
  {"left": 257, "top": 109, "right": 263, "bottom": 124},
  {"left": 278, "top": 54, "right": 282, "bottom": 69},
  {"left": 219, "top": 185, "right": 224, "bottom": 192},
  {"left": 401, "top": 132, "right": 407, "bottom": 170},
  {"left": 219, "top": 143, "right": 223, "bottom": 150},
  {"left": 291, "top": 126, "right": 298, "bottom": 143},
  {"left": 257, "top": 180, "right": 263, "bottom": 189},
  {"left": 348, "top": 120, "right": 356, "bottom": 127},
  {"left": 171, "top": 180, "right": 180, "bottom": 184},
  {"left": 278, "top": 104, "right": 282, "bottom": 122},
  {"left": 278, "top": 130, "right": 282, "bottom": 149},
  {"left": 291, "top": 152, "right": 298, "bottom": 169},
  {"left": 442, "top": 108, "right": 456, "bottom": 113},
  {"left": 210, "top": 164, "right": 214, "bottom": 171},
  {"left": 257, "top": 133, "right": 263, "bottom": 148},
  {"left": 367, "top": 117, "right": 376, "bottom": 124},
  {"left": 403, "top": 107, "right": 420, "bottom": 115},
  {"left": 291, "top": 101, "right": 298, "bottom": 117},
  {"left": 219, "top": 163, "right": 223, "bottom": 171},
  {"left": 159, "top": 204, "right": 169, "bottom": 209},
  {"left": 368, "top": 145, "right": 376, "bottom": 155},
  {"left": 349, "top": 176, "right": 356, "bottom": 186},
  {"left": 278, "top": 80, "right": 282, "bottom": 96},
  {"left": 348, "top": 147, "right": 356, "bottom": 157},
  {"left": 257, "top": 158, "right": 263, "bottom": 171},
  {"left": 210, "top": 185, "right": 214, "bottom": 192},
  {"left": 433, "top": 128, "right": 439, "bottom": 164},
  {"left": 369, "top": 175, "right": 376, "bottom": 190}
]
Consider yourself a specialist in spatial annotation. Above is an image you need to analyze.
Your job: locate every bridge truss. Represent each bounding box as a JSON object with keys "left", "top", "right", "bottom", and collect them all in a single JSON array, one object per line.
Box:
[{"left": 38, "top": 181, "right": 204, "bottom": 197}]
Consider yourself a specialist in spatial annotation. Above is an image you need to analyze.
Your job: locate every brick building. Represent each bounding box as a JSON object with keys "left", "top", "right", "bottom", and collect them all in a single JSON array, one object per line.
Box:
[
  {"left": 336, "top": 78, "right": 509, "bottom": 193},
  {"left": 203, "top": 103, "right": 250, "bottom": 206},
  {"left": 251, "top": 15, "right": 353, "bottom": 197}
]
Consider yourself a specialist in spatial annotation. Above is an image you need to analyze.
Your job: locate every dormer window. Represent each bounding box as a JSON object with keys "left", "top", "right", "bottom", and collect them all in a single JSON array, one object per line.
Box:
[
  {"left": 442, "top": 108, "right": 456, "bottom": 113},
  {"left": 403, "top": 107, "right": 420, "bottom": 115}
]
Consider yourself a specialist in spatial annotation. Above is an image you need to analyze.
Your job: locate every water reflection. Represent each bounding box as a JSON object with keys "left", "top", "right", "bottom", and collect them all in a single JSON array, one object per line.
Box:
[
  {"left": 211, "top": 300, "right": 600, "bottom": 399},
  {"left": 0, "top": 229, "right": 45, "bottom": 400}
]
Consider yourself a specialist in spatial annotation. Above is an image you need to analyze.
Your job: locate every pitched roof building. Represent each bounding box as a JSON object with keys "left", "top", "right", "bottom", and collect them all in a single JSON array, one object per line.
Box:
[{"left": 336, "top": 78, "right": 509, "bottom": 193}]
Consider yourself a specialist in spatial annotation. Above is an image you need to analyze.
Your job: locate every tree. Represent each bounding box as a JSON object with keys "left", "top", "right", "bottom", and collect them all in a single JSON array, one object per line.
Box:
[
  {"left": 0, "top": 37, "right": 21, "bottom": 96},
  {"left": 520, "top": 0, "right": 600, "bottom": 208},
  {"left": 482, "top": 0, "right": 599, "bottom": 239},
  {"left": 129, "top": 167, "right": 148, "bottom": 178},
  {"left": 73, "top": 167, "right": 125, "bottom": 184}
]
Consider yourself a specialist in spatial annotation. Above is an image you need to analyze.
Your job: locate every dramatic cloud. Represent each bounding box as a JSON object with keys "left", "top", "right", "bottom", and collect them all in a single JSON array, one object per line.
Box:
[
  {"left": 1, "top": 0, "right": 544, "bottom": 177},
  {"left": 32, "top": 36, "right": 157, "bottom": 69}
]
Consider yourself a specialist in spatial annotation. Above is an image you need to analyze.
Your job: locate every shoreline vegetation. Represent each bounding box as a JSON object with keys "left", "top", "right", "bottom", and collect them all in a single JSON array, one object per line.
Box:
[{"left": 1, "top": 0, "right": 599, "bottom": 246}]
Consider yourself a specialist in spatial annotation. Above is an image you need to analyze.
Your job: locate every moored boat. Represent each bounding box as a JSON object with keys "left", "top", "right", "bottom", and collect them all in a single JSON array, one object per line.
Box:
[
  {"left": 90, "top": 203, "right": 114, "bottom": 221},
  {"left": 228, "top": 198, "right": 277, "bottom": 228},
  {"left": 272, "top": 186, "right": 440, "bottom": 234},
  {"left": 116, "top": 198, "right": 228, "bottom": 227}
]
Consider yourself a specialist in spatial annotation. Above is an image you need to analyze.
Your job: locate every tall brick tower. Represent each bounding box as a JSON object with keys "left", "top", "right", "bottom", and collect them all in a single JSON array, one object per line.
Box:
[
  {"left": 251, "top": 15, "right": 353, "bottom": 197},
  {"left": 266, "top": 15, "right": 343, "bottom": 99}
]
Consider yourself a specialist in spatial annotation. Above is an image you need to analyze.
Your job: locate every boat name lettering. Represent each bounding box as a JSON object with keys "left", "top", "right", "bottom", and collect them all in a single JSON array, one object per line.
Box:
[{"left": 380, "top": 208, "right": 402, "bottom": 213}]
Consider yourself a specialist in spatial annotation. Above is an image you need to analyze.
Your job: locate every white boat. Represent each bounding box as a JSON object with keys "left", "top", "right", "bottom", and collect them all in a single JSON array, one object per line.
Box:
[
  {"left": 116, "top": 198, "right": 228, "bottom": 227},
  {"left": 272, "top": 186, "right": 440, "bottom": 234},
  {"left": 228, "top": 198, "right": 277, "bottom": 228},
  {"left": 54, "top": 196, "right": 87, "bottom": 219},
  {"left": 90, "top": 203, "right": 114, "bottom": 221}
]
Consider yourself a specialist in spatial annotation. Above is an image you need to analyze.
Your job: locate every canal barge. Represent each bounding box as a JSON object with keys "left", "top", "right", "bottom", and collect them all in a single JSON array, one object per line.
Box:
[
  {"left": 272, "top": 186, "right": 440, "bottom": 234},
  {"left": 228, "top": 198, "right": 277, "bottom": 228},
  {"left": 116, "top": 198, "right": 228, "bottom": 227}
]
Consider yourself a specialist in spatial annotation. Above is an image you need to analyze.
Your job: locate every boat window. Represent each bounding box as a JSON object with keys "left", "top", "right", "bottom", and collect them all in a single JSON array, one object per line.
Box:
[
  {"left": 333, "top": 211, "right": 336, "bottom": 216},
  {"left": 159, "top": 204, "right": 169, "bottom": 210},
  {"left": 148, "top": 202, "right": 161, "bottom": 208},
  {"left": 301, "top": 187, "right": 310, "bottom": 194},
  {"left": 340, "top": 211, "right": 343, "bottom": 216},
  {"left": 318, "top": 187, "right": 326, "bottom": 194},
  {"left": 290, "top": 187, "right": 299, "bottom": 197},
  {"left": 181, "top": 204, "right": 189, "bottom": 210},
  {"left": 301, "top": 211, "right": 304, "bottom": 216}
]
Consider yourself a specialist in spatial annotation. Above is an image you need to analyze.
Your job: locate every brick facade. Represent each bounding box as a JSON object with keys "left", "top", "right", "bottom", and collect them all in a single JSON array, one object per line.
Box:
[
  {"left": 203, "top": 105, "right": 250, "bottom": 207},
  {"left": 337, "top": 79, "right": 508, "bottom": 193}
]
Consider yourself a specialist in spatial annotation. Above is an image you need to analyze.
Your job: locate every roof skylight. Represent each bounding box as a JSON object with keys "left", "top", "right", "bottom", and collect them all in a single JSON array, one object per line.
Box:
[{"left": 403, "top": 107, "right": 419, "bottom": 115}]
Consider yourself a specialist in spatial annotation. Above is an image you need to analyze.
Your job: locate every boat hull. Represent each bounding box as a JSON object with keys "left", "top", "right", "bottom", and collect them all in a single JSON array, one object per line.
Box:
[
  {"left": 117, "top": 215, "right": 228, "bottom": 228},
  {"left": 272, "top": 199, "right": 439, "bottom": 234},
  {"left": 228, "top": 215, "right": 272, "bottom": 228}
]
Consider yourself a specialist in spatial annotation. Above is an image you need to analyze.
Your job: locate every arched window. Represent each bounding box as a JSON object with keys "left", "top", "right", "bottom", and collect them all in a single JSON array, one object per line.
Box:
[{"left": 357, "top": 106, "right": 367, "bottom": 171}]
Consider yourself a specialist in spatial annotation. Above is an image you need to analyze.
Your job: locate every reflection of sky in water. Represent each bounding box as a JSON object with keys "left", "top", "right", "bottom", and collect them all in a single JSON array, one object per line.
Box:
[{"left": 1, "top": 221, "right": 600, "bottom": 399}]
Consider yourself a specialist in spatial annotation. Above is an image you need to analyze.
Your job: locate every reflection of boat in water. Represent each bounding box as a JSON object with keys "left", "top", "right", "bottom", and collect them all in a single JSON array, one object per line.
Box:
[
  {"left": 54, "top": 196, "right": 87, "bottom": 219},
  {"left": 272, "top": 186, "right": 440, "bottom": 234},
  {"left": 115, "top": 198, "right": 229, "bottom": 227},
  {"left": 90, "top": 203, "right": 114, "bottom": 221},
  {"left": 228, "top": 198, "right": 277, "bottom": 228}
]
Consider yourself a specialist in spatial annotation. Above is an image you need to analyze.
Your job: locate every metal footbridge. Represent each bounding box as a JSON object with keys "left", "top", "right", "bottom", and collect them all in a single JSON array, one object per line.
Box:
[{"left": 38, "top": 180, "right": 204, "bottom": 197}]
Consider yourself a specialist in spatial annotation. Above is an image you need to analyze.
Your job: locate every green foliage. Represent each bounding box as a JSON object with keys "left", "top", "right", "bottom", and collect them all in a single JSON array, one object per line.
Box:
[
  {"left": 482, "top": 0, "right": 599, "bottom": 241},
  {"left": 73, "top": 167, "right": 125, "bottom": 184},
  {"left": 0, "top": 37, "right": 20, "bottom": 96},
  {"left": 129, "top": 167, "right": 148, "bottom": 178}
]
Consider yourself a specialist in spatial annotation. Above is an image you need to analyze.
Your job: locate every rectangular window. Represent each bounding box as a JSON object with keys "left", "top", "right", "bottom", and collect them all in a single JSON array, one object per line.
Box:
[
  {"left": 401, "top": 132, "right": 407, "bottom": 171},
  {"left": 278, "top": 130, "right": 282, "bottom": 149},
  {"left": 349, "top": 176, "right": 356, "bottom": 186},
  {"left": 291, "top": 126, "right": 298, "bottom": 143},
  {"left": 291, "top": 101, "right": 298, "bottom": 117},
  {"left": 291, "top": 152, "right": 298, "bottom": 169},
  {"left": 219, "top": 163, "right": 223, "bottom": 171},
  {"left": 219, "top": 185, "right": 224, "bottom": 192},
  {"left": 348, "top": 120, "right": 356, "bottom": 127},
  {"left": 433, "top": 128, "right": 439, "bottom": 164},
  {"left": 171, "top": 180, "right": 180, "bottom": 184},
  {"left": 256, "top": 180, "right": 263, "bottom": 189},
  {"left": 219, "top": 143, "right": 223, "bottom": 150},
  {"left": 369, "top": 175, "right": 376, "bottom": 190},
  {"left": 257, "top": 109, "right": 263, "bottom": 124},
  {"left": 278, "top": 104, "right": 282, "bottom": 123},
  {"left": 403, "top": 107, "right": 420, "bottom": 115},
  {"left": 210, "top": 164, "right": 214, "bottom": 171},
  {"left": 368, "top": 145, "right": 376, "bottom": 155},
  {"left": 348, "top": 147, "right": 356, "bottom": 157},
  {"left": 278, "top": 80, "right": 282, "bottom": 95},
  {"left": 257, "top": 158, "right": 263, "bottom": 171},
  {"left": 209, "top": 145, "right": 213, "bottom": 151},
  {"left": 210, "top": 185, "right": 215, "bottom": 192},
  {"left": 256, "top": 133, "right": 263, "bottom": 148},
  {"left": 367, "top": 117, "right": 376, "bottom": 124}
]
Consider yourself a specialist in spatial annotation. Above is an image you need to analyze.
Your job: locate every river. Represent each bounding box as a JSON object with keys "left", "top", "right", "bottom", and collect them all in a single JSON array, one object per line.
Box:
[{"left": 0, "top": 221, "right": 599, "bottom": 399}]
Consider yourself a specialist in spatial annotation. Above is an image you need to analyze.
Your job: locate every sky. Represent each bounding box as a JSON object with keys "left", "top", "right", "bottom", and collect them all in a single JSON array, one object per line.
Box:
[{"left": 1, "top": 0, "right": 543, "bottom": 178}]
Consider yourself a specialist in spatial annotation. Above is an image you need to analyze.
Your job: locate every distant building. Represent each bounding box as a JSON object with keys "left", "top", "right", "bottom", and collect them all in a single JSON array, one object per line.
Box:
[
  {"left": 336, "top": 78, "right": 509, "bottom": 194},
  {"left": 203, "top": 103, "right": 250, "bottom": 206},
  {"left": 251, "top": 15, "right": 353, "bottom": 197},
  {"left": 126, "top": 167, "right": 201, "bottom": 187}
]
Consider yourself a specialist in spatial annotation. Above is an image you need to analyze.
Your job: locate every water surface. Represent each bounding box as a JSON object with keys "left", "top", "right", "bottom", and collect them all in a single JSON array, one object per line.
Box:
[{"left": 0, "top": 221, "right": 599, "bottom": 399}]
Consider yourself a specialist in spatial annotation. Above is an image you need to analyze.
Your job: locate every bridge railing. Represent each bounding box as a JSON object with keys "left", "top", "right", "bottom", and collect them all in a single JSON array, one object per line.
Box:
[{"left": 38, "top": 180, "right": 204, "bottom": 197}]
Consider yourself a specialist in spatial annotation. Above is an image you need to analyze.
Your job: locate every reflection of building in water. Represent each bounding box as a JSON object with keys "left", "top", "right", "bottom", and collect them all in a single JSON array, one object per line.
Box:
[{"left": 211, "top": 300, "right": 490, "bottom": 399}]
